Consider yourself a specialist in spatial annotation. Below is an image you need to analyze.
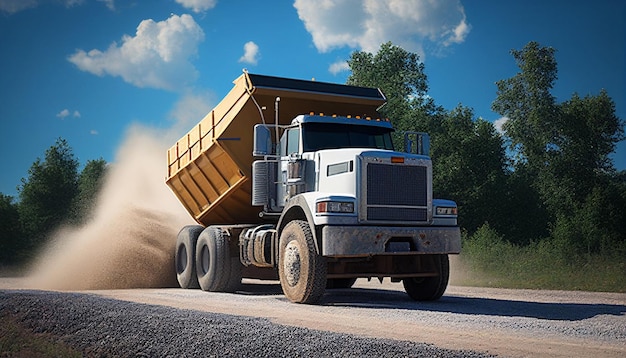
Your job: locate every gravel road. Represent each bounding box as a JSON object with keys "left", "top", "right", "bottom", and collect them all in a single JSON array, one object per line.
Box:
[
  {"left": 1, "top": 289, "right": 490, "bottom": 357},
  {"left": 1, "top": 278, "right": 625, "bottom": 357}
]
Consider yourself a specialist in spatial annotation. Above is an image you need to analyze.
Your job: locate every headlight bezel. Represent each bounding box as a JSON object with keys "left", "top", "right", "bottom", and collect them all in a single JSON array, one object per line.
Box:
[
  {"left": 435, "top": 206, "right": 458, "bottom": 216},
  {"left": 316, "top": 200, "right": 355, "bottom": 214}
]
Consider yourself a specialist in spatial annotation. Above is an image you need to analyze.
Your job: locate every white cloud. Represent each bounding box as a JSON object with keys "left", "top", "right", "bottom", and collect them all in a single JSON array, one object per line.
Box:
[
  {"left": 64, "top": 0, "right": 83, "bottom": 7},
  {"left": 293, "top": 0, "right": 470, "bottom": 59},
  {"left": 238, "top": 41, "right": 260, "bottom": 65},
  {"left": 169, "top": 90, "right": 215, "bottom": 133},
  {"left": 0, "top": 0, "right": 90, "bottom": 14},
  {"left": 494, "top": 116, "right": 509, "bottom": 135},
  {"left": 293, "top": 0, "right": 364, "bottom": 53},
  {"left": 56, "top": 109, "right": 71, "bottom": 119},
  {"left": 97, "top": 0, "right": 115, "bottom": 10},
  {"left": 175, "top": 0, "right": 217, "bottom": 13},
  {"left": 0, "top": 0, "right": 38, "bottom": 13},
  {"left": 0, "top": 0, "right": 115, "bottom": 14},
  {"left": 443, "top": 16, "right": 470, "bottom": 46},
  {"left": 90, "top": 129, "right": 99, "bottom": 135},
  {"left": 68, "top": 14, "right": 205, "bottom": 91},
  {"left": 56, "top": 108, "right": 81, "bottom": 119},
  {"left": 329, "top": 60, "right": 349, "bottom": 75}
]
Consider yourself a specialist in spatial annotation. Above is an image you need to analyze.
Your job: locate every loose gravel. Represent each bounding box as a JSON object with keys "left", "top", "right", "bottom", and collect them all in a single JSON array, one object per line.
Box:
[{"left": 0, "top": 290, "right": 495, "bottom": 357}]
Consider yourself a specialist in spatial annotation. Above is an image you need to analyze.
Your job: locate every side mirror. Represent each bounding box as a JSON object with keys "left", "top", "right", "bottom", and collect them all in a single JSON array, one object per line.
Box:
[
  {"left": 253, "top": 124, "right": 273, "bottom": 156},
  {"left": 404, "top": 132, "right": 430, "bottom": 155}
]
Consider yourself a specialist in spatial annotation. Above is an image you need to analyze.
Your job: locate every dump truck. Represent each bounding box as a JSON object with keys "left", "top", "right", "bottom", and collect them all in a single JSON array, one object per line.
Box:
[{"left": 166, "top": 71, "right": 461, "bottom": 304}]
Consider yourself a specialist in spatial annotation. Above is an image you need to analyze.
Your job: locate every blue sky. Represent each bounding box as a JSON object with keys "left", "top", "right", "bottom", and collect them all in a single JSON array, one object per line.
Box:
[{"left": 1, "top": 0, "right": 624, "bottom": 197}]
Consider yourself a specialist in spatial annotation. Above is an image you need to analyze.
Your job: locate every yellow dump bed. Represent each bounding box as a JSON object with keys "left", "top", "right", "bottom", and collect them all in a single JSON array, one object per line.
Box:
[{"left": 166, "top": 72, "right": 386, "bottom": 226}]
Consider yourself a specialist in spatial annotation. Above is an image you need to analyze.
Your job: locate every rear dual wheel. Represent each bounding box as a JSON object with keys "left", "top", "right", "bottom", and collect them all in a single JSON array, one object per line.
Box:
[
  {"left": 196, "top": 227, "right": 241, "bottom": 292},
  {"left": 174, "top": 225, "right": 241, "bottom": 292},
  {"left": 175, "top": 225, "right": 203, "bottom": 289}
]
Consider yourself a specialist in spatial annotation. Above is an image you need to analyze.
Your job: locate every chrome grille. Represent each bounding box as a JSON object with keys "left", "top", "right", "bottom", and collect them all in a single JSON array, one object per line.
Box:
[
  {"left": 363, "top": 161, "right": 429, "bottom": 223},
  {"left": 367, "top": 164, "right": 427, "bottom": 206}
]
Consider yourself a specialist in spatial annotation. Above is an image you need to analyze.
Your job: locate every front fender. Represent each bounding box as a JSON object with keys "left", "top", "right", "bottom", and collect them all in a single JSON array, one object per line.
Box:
[{"left": 277, "top": 194, "right": 320, "bottom": 254}]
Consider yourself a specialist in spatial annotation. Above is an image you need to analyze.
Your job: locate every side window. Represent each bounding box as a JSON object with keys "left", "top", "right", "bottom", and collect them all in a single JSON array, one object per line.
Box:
[{"left": 286, "top": 127, "right": 300, "bottom": 154}]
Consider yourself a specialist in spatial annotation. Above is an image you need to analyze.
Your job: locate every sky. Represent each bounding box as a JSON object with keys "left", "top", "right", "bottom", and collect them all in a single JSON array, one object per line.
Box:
[{"left": 0, "top": 0, "right": 624, "bottom": 197}]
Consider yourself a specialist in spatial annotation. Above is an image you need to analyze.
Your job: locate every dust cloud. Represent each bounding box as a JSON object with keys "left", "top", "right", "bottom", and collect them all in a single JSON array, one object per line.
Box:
[
  {"left": 449, "top": 254, "right": 491, "bottom": 287},
  {"left": 26, "top": 125, "right": 193, "bottom": 290},
  {"left": 448, "top": 254, "right": 470, "bottom": 286}
]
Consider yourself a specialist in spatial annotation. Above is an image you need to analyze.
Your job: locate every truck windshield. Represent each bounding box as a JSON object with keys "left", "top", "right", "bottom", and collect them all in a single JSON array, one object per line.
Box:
[{"left": 302, "top": 123, "right": 394, "bottom": 152}]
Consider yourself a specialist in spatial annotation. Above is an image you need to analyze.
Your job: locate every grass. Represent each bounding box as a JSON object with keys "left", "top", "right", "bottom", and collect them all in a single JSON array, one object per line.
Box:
[
  {"left": 0, "top": 311, "right": 81, "bottom": 358},
  {"left": 455, "top": 224, "right": 626, "bottom": 293}
]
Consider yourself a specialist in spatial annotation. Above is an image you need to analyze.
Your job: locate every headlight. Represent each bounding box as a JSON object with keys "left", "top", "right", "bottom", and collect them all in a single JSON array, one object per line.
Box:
[
  {"left": 436, "top": 206, "right": 458, "bottom": 215},
  {"left": 316, "top": 201, "right": 355, "bottom": 214}
]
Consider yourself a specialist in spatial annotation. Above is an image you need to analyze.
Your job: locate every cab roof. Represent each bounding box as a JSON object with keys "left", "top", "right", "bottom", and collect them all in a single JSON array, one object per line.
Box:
[{"left": 292, "top": 114, "right": 394, "bottom": 129}]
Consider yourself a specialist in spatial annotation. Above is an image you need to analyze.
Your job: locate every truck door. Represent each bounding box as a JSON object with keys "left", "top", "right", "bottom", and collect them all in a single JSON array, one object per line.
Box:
[{"left": 278, "top": 126, "right": 303, "bottom": 204}]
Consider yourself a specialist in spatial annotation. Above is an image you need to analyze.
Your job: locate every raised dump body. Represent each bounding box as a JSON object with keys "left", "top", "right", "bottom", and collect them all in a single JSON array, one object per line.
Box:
[{"left": 166, "top": 72, "right": 386, "bottom": 225}]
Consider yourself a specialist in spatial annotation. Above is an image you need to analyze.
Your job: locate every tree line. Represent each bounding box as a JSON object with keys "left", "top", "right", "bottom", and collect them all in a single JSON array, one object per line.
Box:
[
  {"left": 1, "top": 41, "right": 624, "bottom": 270},
  {"left": 0, "top": 139, "right": 106, "bottom": 265},
  {"left": 348, "top": 41, "right": 625, "bottom": 260}
]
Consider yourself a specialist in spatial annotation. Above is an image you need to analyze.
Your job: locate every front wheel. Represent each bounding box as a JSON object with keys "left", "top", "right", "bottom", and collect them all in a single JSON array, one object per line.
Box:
[
  {"left": 278, "top": 220, "right": 327, "bottom": 304},
  {"left": 403, "top": 254, "right": 449, "bottom": 301}
]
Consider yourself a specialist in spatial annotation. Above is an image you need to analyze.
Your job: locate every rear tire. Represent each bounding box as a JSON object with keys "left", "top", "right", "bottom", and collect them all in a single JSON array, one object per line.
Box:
[
  {"left": 175, "top": 225, "right": 203, "bottom": 289},
  {"left": 278, "top": 220, "right": 327, "bottom": 304},
  {"left": 403, "top": 254, "right": 449, "bottom": 301},
  {"left": 196, "top": 227, "right": 241, "bottom": 292}
]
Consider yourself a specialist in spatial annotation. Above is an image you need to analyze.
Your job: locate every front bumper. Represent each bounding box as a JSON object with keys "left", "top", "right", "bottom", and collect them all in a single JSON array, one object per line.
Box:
[{"left": 321, "top": 225, "right": 461, "bottom": 257}]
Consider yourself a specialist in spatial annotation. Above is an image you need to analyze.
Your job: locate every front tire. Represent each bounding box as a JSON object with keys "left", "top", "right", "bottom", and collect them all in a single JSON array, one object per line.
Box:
[
  {"left": 175, "top": 225, "right": 203, "bottom": 289},
  {"left": 403, "top": 254, "right": 450, "bottom": 301},
  {"left": 196, "top": 226, "right": 241, "bottom": 292},
  {"left": 278, "top": 220, "right": 327, "bottom": 304}
]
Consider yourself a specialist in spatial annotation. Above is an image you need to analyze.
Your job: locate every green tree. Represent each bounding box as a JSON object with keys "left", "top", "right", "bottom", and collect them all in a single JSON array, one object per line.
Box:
[
  {"left": 548, "top": 91, "right": 624, "bottom": 199},
  {"left": 0, "top": 194, "right": 23, "bottom": 264},
  {"left": 499, "top": 168, "right": 551, "bottom": 244},
  {"left": 347, "top": 42, "right": 428, "bottom": 113},
  {"left": 18, "top": 138, "right": 79, "bottom": 253},
  {"left": 493, "top": 41, "right": 625, "bottom": 253},
  {"left": 492, "top": 41, "right": 559, "bottom": 169},
  {"left": 72, "top": 158, "right": 107, "bottom": 223},
  {"left": 346, "top": 42, "right": 441, "bottom": 148},
  {"left": 430, "top": 106, "right": 509, "bottom": 236}
]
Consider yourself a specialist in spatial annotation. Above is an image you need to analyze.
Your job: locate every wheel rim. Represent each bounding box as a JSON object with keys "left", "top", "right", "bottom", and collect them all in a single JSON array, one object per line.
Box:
[
  {"left": 201, "top": 245, "right": 210, "bottom": 275},
  {"left": 176, "top": 245, "right": 187, "bottom": 274},
  {"left": 283, "top": 241, "right": 301, "bottom": 287}
]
